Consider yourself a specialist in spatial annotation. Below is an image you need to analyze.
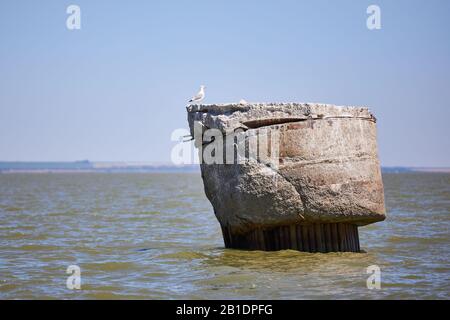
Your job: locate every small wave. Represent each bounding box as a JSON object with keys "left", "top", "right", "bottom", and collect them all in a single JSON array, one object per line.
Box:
[
  {"left": 156, "top": 251, "right": 208, "bottom": 260},
  {"left": 83, "top": 261, "right": 136, "bottom": 272}
]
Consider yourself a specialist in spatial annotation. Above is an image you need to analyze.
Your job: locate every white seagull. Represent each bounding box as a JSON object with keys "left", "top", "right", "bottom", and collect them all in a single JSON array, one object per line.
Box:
[{"left": 189, "top": 85, "right": 205, "bottom": 103}]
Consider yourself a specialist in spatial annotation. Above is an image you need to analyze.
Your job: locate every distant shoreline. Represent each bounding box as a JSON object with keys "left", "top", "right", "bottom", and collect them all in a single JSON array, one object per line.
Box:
[
  {"left": 0, "top": 161, "right": 449, "bottom": 173},
  {"left": 381, "top": 167, "right": 450, "bottom": 173},
  {"left": 0, "top": 161, "right": 200, "bottom": 173},
  {"left": 0, "top": 169, "right": 201, "bottom": 174}
]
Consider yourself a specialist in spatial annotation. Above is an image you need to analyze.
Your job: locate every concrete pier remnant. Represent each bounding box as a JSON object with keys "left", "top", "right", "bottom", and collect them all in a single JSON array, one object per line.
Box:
[{"left": 187, "top": 103, "right": 386, "bottom": 252}]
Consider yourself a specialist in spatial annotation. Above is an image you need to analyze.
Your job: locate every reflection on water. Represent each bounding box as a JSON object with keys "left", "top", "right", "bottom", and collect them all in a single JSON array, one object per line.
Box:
[{"left": 0, "top": 172, "right": 449, "bottom": 299}]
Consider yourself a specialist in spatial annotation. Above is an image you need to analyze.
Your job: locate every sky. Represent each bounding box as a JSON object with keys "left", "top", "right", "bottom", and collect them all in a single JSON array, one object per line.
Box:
[{"left": 0, "top": 0, "right": 449, "bottom": 166}]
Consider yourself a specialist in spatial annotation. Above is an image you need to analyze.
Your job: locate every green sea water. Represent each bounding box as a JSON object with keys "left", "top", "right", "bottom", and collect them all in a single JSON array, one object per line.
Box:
[{"left": 0, "top": 172, "right": 449, "bottom": 299}]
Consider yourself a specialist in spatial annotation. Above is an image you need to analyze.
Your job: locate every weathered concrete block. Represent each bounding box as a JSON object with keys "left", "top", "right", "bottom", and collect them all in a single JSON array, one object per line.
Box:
[{"left": 187, "top": 103, "right": 386, "bottom": 252}]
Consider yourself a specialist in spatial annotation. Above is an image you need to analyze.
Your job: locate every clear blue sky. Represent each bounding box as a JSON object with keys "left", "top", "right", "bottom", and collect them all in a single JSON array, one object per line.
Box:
[{"left": 1, "top": 0, "right": 449, "bottom": 166}]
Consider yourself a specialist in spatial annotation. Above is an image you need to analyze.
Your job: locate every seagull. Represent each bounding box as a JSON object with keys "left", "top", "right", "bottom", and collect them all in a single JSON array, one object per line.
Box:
[{"left": 189, "top": 85, "right": 205, "bottom": 103}]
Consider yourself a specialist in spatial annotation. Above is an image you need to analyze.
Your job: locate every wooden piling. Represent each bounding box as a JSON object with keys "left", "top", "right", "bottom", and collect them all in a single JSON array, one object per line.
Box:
[{"left": 221, "top": 223, "right": 361, "bottom": 253}]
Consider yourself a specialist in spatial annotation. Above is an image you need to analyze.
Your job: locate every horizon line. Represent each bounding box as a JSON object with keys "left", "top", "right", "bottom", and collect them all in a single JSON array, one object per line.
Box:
[{"left": 0, "top": 161, "right": 449, "bottom": 169}]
